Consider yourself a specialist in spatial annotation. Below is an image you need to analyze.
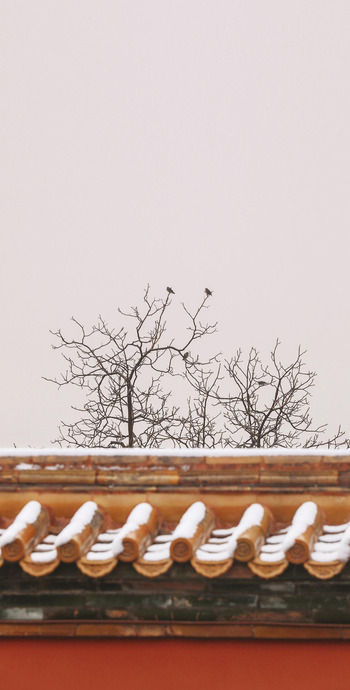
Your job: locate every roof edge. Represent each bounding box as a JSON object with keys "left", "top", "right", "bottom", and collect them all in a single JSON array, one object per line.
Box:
[{"left": 0, "top": 449, "right": 350, "bottom": 492}]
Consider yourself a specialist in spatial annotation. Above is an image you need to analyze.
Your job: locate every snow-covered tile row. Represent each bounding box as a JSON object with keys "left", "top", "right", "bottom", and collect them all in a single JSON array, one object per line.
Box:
[{"left": 1, "top": 498, "right": 350, "bottom": 579}]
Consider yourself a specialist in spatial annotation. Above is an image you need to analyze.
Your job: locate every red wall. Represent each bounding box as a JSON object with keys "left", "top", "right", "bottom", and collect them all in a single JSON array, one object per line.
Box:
[{"left": 0, "top": 639, "right": 348, "bottom": 690}]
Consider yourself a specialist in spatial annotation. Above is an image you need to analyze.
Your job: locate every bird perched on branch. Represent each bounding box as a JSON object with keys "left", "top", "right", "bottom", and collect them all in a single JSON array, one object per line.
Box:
[
  {"left": 257, "top": 380, "right": 269, "bottom": 387},
  {"left": 204, "top": 288, "right": 212, "bottom": 296},
  {"left": 183, "top": 352, "right": 189, "bottom": 361},
  {"left": 167, "top": 286, "right": 175, "bottom": 294}
]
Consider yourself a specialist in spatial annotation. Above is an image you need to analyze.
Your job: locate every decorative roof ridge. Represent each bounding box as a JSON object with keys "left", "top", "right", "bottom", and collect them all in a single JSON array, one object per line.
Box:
[{"left": 0, "top": 449, "right": 350, "bottom": 492}]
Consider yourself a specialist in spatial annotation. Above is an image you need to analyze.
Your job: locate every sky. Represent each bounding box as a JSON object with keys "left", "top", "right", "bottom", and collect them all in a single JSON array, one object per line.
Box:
[{"left": 1, "top": 1, "right": 350, "bottom": 447}]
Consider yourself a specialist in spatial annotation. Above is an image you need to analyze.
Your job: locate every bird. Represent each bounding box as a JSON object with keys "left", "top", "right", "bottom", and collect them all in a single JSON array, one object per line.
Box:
[
  {"left": 257, "top": 381, "right": 269, "bottom": 387},
  {"left": 167, "top": 287, "right": 175, "bottom": 294},
  {"left": 183, "top": 352, "right": 189, "bottom": 361},
  {"left": 204, "top": 288, "right": 212, "bottom": 296}
]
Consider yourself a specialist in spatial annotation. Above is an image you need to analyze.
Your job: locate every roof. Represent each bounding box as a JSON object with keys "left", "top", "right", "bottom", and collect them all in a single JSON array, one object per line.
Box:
[
  {"left": 1, "top": 448, "right": 350, "bottom": 638},
  {"left": 0, "top": 496, "right": 348, "bottom": 581}
]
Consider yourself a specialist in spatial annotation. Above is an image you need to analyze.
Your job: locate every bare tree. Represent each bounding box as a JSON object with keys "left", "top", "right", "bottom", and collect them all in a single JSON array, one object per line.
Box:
[
  {"left": 172, "top": 363, "right": 224, "bottom": 449},
  {"left": 45, "top": 286, "right": 218, "bottom": 448},
  {"left": 220, "top": 341, "right": 347, "bottom": 448},
  {"left": 46, "top": 288, "right": 349, "bottom": 449}
]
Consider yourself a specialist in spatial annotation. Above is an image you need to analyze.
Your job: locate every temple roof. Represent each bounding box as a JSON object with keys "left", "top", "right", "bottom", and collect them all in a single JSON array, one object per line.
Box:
[
  {"left": 1, "top": 449, "right": 350, "bottom": 638},
  {"left": 0, "top": 495, "right": 348, "bottom": 581}
]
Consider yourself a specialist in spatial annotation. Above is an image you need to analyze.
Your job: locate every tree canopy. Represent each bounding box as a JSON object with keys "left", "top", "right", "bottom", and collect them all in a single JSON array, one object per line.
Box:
[{"left": 46, "top": 287, "right": 348, "bottom": 449}]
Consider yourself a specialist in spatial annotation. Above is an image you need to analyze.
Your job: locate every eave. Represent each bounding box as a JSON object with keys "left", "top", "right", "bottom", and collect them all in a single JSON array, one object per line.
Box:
[{"left": 1, "top": 448, "right": 350, "bottom": 639}]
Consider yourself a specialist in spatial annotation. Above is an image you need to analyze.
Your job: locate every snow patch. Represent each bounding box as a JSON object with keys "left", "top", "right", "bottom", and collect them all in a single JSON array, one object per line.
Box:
[
  {"left": 143, "top": 502, "right": 207, "bottom": 563},
  {"left": 86, "top": 549, "right": 114, "bottom": 562},
  {"left": 260, "top": 501, "right": 318, "bottom": 563},
  {"left": 196, "top": 503, "right": 265, "bottom": 562},
  {"left": 143, "top": 547, "right": 170, "bottom": 562},
  {"left": 85, "top": 502, "right": 153, "bottom": 561},
  {"left": 30, "top": 549, "right": 58, "bottom": 563},
  {"left": 311, "top": 522, "right": 350, "bottom": 563},
  {"left": 172, "top": 502, "right": 206, "bottom": 539},
  {"left": 0, "top": 501, "right": 42, "bottom": 547},
  {"left": 15, "top": 463, "right": 40, "bottom": 471},
  {"left": 55, "top": 501, "right": 98, "bottom": 547}
]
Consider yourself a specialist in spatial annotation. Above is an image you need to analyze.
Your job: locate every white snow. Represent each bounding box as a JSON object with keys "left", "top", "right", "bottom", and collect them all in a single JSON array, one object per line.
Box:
[
  {"left": 106, "top": 529, "right": 121, "bottom": 534},
  {"left": 15, "top": 463, "right": 41, "bottom": 470},
  {"left": 323, "top": 522, "right": 349, "bottom": 533},
  {"left": 211, "top": 527, "right": 235, "bottom": 537},
  {"left": 147, "top": 543, "right": 170, "bottom": 551},
  {"left": 142, "top": 502, "right": 207, "bottom": 563},
  {"left": 86, "top": 549, "right": 114, "bottom": 562},
  {"left": 199, "top": 543, "right": 230, "bottom": 553},
  {"left": 154, "top": 534, "right": 173, "bottom": 543},
  {"left": 96, "top": 533, "right": 114, "bottom": 543},
  {"left": 195, "top": 503, "right": 266, "bottom": 562},
  {"left": 266, "top": 535, "right": 285, "bottom": 544},
  {"left": 0, "top": 501, "right": 42, "bottom": 547},
  {"left": 311, "top": 521, "right": 350, "bottom": 563},
  {"left": 172, "top": 502, "right": 206, "bottom": 539},
  {"left": 142, "top": 502, "right": 208, "bottom": 563},
  {"left": 318, "top": 533, "right": 343, "bottom": 543},
  {"left": 90, "top": 543, "right": 112, "bottom": 552},
  {"left": 85, "top": 502, "right": 154, "bottom": 561},
  {"left": 235, "top": 504, "right": 265, "bottom": 535},
  {"left": 30, "top": 549, "right": 58, "bottom": 563},
  {"left": 195, "top": 549, "right": 232, "bottom": 562},
  {"left": 43, "top": 535, "right": 56, "bottom": 544},
  {"left": 55, "top": 501, "right": 99, "bottom": 547},
  {"left": 143, "top": 547, "right": 171, "bottom": 562},
  {"left": 34, "top": 543, "right": 56, "bottom": 551},
  {"left": 260, "top": 501, "right": 318, "bottom": 563},
  {"left": 123, "top": 502, "right": 153, "bottom": 528},
  {"left": 1, "top": 447, "right": 349, "bottom": 458},
  {"left": 25, "top": 533, "right": 58, "bottom": 562},
  {"left": 258, "top": 550, "right": 285, "bottom": 563}
]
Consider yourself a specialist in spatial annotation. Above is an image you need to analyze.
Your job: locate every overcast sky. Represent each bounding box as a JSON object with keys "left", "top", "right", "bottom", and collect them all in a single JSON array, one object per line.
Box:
[{"left": 1, "top": 1, "right": 350, "bottom": 447}]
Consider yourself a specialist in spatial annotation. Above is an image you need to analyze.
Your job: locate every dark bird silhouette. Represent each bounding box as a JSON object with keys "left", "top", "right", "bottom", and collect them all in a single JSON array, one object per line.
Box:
[
  {"left": 257, "top": 381, "right": 269, "bottom": 387},
  {"left": 167, "top": 286, "right": 175, "bottom": 294},
  {"left": 183, "top": 352, "right": 189, "bottom": 361},
  {"left": 204, "top": 288, "right": 213, "bottom": 296}
]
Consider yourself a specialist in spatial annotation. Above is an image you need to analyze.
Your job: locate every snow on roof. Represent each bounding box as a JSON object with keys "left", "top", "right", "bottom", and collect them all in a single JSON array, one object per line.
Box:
[
  {"left": 260, "top": 501, "right": 318, "bottom": 563},
  {"left": 0, "top": 501, "right": 42, "bottom": 547},
  {"left": 0, "top": 495, "right": 348, "bottom": 580},
  {"left": 55, "top": 501, "right": 99, "bottom": 547},
  {"left": 196, "top": 503, "right": 265, "bottom": 562},
  {"left": 0, "top": 447, "right": 349, "bottom": 458}
]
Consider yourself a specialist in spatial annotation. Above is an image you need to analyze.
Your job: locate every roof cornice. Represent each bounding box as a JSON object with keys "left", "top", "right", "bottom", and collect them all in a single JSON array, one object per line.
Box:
[{"left": 1, "top": 450, "right": 350, "bottom": 493}]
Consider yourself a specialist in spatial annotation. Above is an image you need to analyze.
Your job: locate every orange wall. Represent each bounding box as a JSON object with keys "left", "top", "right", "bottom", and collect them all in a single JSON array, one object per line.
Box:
[{"left": 0, "top": 639, "right": 348, "bottom": 690}]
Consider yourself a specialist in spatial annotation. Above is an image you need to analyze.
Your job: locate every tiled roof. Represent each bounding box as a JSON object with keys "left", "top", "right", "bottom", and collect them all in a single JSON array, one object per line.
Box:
[
  {"left": 1, "top": 449, "right": 350, "bottom": 638},
  {"left": 0, "top": 496, "right": 348, "bottom": 581}
]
